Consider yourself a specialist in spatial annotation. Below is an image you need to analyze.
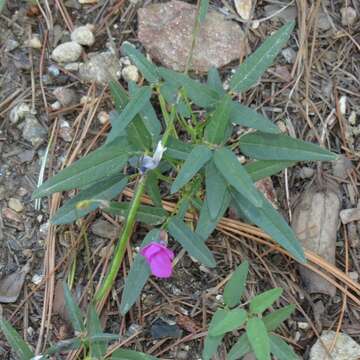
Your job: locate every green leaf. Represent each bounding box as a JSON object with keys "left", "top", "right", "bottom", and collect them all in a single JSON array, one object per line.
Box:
[
  {"left": 196, "top": 190, "right": 231, "bottom": 240},
  {"left": 228, "top": 333, "right": 252, "bottom": 360},
  {"left": 263, "top": 304, "right": 295, "bottom": 332},
  {"left": 0, "top": 318, "right": 34, "bottom": 360},
  {"left": 105, "top": 202, "right": 167, "bottom": 225},
  {"left": 214, "top": 147, "right": 263, "bottom": 207},
  {"left": 230, "top": 102, "right": 280, "bottom": 134},
  {"left": 146, "top": 171, "right": 162, "bottom": 208},
  {"left": 51, "top": 175, "right": 128, "bottom": 224},
  {"left": 202, "top": 309, "right": 227, "bottom": 360},
  {"left": 223, "top": 261, "right": 249, "bottom": 308},
  {"left": 109, "top": 80, "right": 128, "bottom": 111},
  {"left": 230, "top": 21, "right": 295, "bottom": 93},
  {"left": 205, "top": 160, "right": 228, "bottom": 220},
  {"left": 159, "top": 82, "right": 190, "bottom": 117},
  {"left": 207, "top": 67, "right": 225, "bottom": 95},
  {"left": 198, "top": 0, "right": 209, "bottom": 22},
  {"left": 166, "top": 136, "right": 194, "bottom": 160},
  {"left": 245, "top": 160, "right": 296, "bottom": 182},
  {"left": 33, "top": 140, "right": 129, "bottom": 198},
  {"left": 168, "top": 217, "right": 216, "bottom": 268},
  {"left": 0, "top": 0, "right": 6, "bottom": 13},
  {"left": 63, "top": 282, "right": 84, "bottom": 333},
  {"left": 205, "top": 95, "right": 232, "bottom": 145},
  {"left": 171, "top": 145, "right": 212, "bottom": 194},
  {"left": 250, "top": 288, "right": 283, "bottom": 314},
  {"left": 46, "top": 338, "right": 82, "bottom": 355},
  {"left": 231, "top": 189, "right": 305, "bottom": 262},
  {"left": 121, "top": 42, "right": 160, "bottom": 83},
  {"left": 109, "top": 86, "right": 152, "bottom": 138},
  {"left": 159, "top": 67, "right": 219, "bottom": 108},
  {"left": 240, "top": 131, "right": 337, "bottom": 161},
  {"left": 270, "top": 335, "right": 299, "bottom": 360},
  {"left": 246, "top": 318, "right": 270, "bottom": 360},
  {"left": 126, "top": 116, "right": 152, "bottom": 151},
  {"left": 111, "top": 349, "right": 158, "bottom": 360},
  {"left": 87, "top": 305, "right": 106, "bottom": 359},
  {"left": 209, "top": 308, "right": 247, "bottom": 336}
]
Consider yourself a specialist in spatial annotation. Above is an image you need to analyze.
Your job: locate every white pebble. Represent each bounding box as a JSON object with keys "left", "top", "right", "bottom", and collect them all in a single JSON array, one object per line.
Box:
[
  {"left": 51, "top": 101, "right": 61, "bottom": 110},
  {"left": 9, "top": 103, "right": 30, "bottom": 124},
  {"left": 341, "top": 7, "right": 357, "bottom": 26},
  {"left": 51, "top": 41, "right": 83, "bottom": 63},
  {"left": 31, "top": 274, "right": 43, "bottom": 285},
  {"left": 122, "top": 65, "right": 139, "bottom": 83},
  {"left": 98, "top": 111, "right": 109, "bottom": 124},
  {"left": 24, "top": 36, "right": 42, "bottom": 49},
  {"left": 71, "top": 25, "right": 95, "bottom": 46},
  {"left": 339, "top": 95, "right": 347, "bottom": 115}
]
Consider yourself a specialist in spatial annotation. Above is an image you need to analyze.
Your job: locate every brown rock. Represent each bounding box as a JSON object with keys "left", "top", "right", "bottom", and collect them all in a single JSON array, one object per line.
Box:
[{"left": 138, "top": 0, "right": 244, "bottom": 72}]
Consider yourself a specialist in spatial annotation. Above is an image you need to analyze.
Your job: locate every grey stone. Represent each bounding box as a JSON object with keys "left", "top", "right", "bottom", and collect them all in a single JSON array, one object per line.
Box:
[
  {"left": 71, "top": 25, "right": 95, "bottom": 46},
  {"left": 53, "top": 87, "right": 78, "bottom": 107},
  {"left": 341, "top": 7, "right": 357, "bottom": 26},
  {"left": 21, "top": 114, "right": 47, "bottom": 147},
  {"left": 79, "top": 52, "right": 122, "bottom": 84},
  {"left": 51, "top": 41, "right": 83, "bottom": 63},
  {"left": 8, "top": 198, "right": 24, "bottom": 212},
  {"left": 138, "top": 0, "right": 245, "bottom": 72}
]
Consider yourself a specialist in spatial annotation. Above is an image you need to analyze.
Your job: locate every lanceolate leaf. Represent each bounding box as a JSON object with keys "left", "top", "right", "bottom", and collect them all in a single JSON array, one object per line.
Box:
[
  {"left": 231, "top": 190, "right": 305, "bottom": 262},
  {"left": 171, "top": 145, "right": 212, "bottom": 193},
  {"left": 228, "top": 333, "right": 252, "bottom": 360},
  {"left": 51, "top": 175, "right": 128, "bottom": 224},
  {"left": 0, "top": 318, "right": 34, "bottom": 360},
  {"left": 205, "top": 95, "right": 232, "bottom": 145},
  {"left": 245, "top": 160, "right": 296, "bottom": 182},
  {"left": 230, "top": 21, "right": 295, "bottom": 93},
  {"left": 270, "top": 335, "right": 299, "bottom": 360},
  {"left": 146, "top": 171, "right": 163, "bottom": 208},
  {"left": 87, "top": 305, "right": 106, "bottom": 359},
  {"left": 168, "top": 217, "right": 216, "bottom": 268},
  {"left": 223, "top": 261, "right": 249, "bottom": 308},
  {"left": 209, "top": 308, "right": 247, "bottom": 336},
  {"left": 33, "top": 141, "right": 129, "bottom": 198},
  {"left": 246, "top": 318, "right": 271, "bottom": 360},
  {"left": 105, "top": 202, "right": 167, "bottom": 225},
  {"left": 111, "top": 348, "right": 159, "bottom": 360},
  {"left": 166, "top": 137, "right": 194, "bottom": 160},
  {"left": 198, "top": 0, "right": 209, "bottom": 22},
  {"left": 205, "top": 160, "right": 228, "bottom": 220},
  {"left": 109, "top": 80, "right": 128, "bottom": 111},
  {"left": 196, "top": 190, "right": 231, "bottom": 240},
  {"left": 63, "top": 282, "right": 84, "bottom": 333},
  {"left": 250, "top": 288, "right": 283, "bottom": 314},
  {"left": 202, "top": 309, "right": 227, "bottom": 360},
  {"left": 230, "top": 102, "right": 280, "bottom": 134},
  {"left": 121, "top": 42, "right": 160, "bottom": 84},
  {"left": 240, "top": 131, "right": 337, "bottom": 161},
  {"left": 263, "top": 304, "right": 295, "bottom": 331},
  {"left": 207, "top": 67, "right": 225, "bottom": 95},
  {"left": 214, "top": 147, "right": 263, "bottom": 207}
]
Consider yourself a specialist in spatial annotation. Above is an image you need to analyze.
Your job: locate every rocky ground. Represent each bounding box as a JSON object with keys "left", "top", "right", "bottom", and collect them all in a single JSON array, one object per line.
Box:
[{"left": 0, "top": 0, "right": 359, "bottom": 359}]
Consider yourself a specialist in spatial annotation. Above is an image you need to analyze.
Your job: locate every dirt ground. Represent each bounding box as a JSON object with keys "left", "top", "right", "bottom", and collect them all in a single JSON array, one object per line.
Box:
[{"left": 0, "top": 0, "right": 359, "bottom": 359}]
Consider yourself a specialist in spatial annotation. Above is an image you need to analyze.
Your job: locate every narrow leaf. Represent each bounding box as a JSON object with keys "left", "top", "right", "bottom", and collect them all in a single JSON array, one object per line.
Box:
[
  {"left": 105, "top": 202, "right": 167, "bottom": 225},
  {"left": 231, "top": 190, "right": 305, "bottom": 262},
  {"left": 207, "top": 67, "right": 225, "bottom": 95},
  {"left": 205, "top": 95, "right": 232, "bottom": 145},
  {"left": 126, "top": 115, "right": 153, "bottom": 151},
  {"left": 111, "top": 349, "right": 158, "bottom": 360},
  {"left": 263, "top": 304, "right": 295, "bottom": 331},
  {"left": 198, "top": 0, "right": 209, "bottom": 22},
  {"left": 246, "top": 318, "right": 270, "bottom": 360},
  {"left": 33, "top": 140, "right": 129, "bottom": 198},
  {"left": 214, "top": 147, "right": 263, "bottom": 207},
  {"left": 171, "top": 145, "right": 212, "bottom": 194},
  {"left": 51, "top": 175, "right": 128, "bottom": 224},
  {"left": 0, "top": 318, "right": 34, "bottom": 360},
  {"left": 87, "top": 305, "right": 106, "bottom": 358},
  {"left": 230, "top": 21, "right": 295, "bottom": 93},
  {"left": 228, "top": 333, "right": 252, "bottom": 360},
  {"left": 202, "top": 309, "right": 227, "bottom": 360},
  {"left": 270, "top": 335, "right": 299, "bottom": 360},
  {"left": 245, "top": 160, "right": 296, "bottom": 182},
  {"left": 166, "top": 137, "right": 194, "bottom": 160},
  {"left": 205, "top": 160, "right": 228, "bottom": 219},
  {"left": 63, "top": 282, "right": 84, "bottom": 333},
  {"left": 223, "top": 261, "right": 249, "bottom": 308},
  {"left": 250, "top": 288, "right": 283, "bottom": 314},
  {"left": 168, "top": 217, "right": 216, "bottom": 268},
  {"left": 230, "top": 102, "right": 280, "bottom": 134},
  {"left": 109, "top": 80, "right": 128, "bottom": 111},
  {"left": 209, "top": 308, "right": 247, "bottom": 336},
  {"left": 46, "top": 338, "right": 82, "bottom": 355},
  {"left": 146, "top": 171, "right": 162, "bottom": 208},
  {"left": 121, "top": 42, "right": 160, "bottom": 83},
  {"left": 240, "top": 131, "right": 337, "bottom": 161}
]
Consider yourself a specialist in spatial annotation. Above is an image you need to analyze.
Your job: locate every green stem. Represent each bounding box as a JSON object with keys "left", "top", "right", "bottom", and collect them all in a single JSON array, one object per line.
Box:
[{"left": 95, "top": 175, "right": 147, "bottom": 303}]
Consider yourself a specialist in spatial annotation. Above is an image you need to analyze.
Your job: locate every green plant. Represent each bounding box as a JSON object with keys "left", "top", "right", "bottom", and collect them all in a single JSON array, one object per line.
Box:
[
  {"left": 32, "top": 21, "right": 337, "bottom": 311},
  {"left": 203, "top": 261, "right": 299, "bottom": 360},
  {"left": 0, "top": 283, "right": 155, "bottom": 360}
]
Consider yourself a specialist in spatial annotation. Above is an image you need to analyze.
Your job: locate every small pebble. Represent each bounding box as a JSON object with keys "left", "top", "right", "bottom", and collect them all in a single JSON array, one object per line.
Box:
[
  {"left": 39, "top": 222, "right": 49, "bottom": 238},
  {"left": 4, "top": 38, "right": 19, "bottom": 52},
  {"left": 282, "top": 47, "right": 296, "bottom": 63},
  {"left": 31, "top": 274, "right": 43, "bottom": 285},
  {"left": 298, "top": 322, "right": 309, "bottom": 330},
  {"left": 341, "top": 7, "right": 357, "bottom": 26},
  {"left": 9, "top": 103, "right": 30, "bottom": 124},
  {"left": 48, "top": 65, "right": 60, "bottom": 77},
  {"left": 120, "top": 56, "right": 131, "bottom": 66},
  {"left": 339, "top": 95, "right": 347, "bottom": 115},
  {"left": 349, "top": 111, "right": 356, "bottom": 126},
  {"left": 340, "top": 208, "right": 360, "bottom": 224},
  {"left": 51, "top": 101, "right": 61, "bottom": 110},
  {"left": 51, "top": 41, "right": 83, "bottom": 63},
  {"left": 299, "top": 167, "right": 314, "bottom": 179},
  {"left": 2, "top": 208, "right": 22, "bottom": 222},
  {"left": 21, "top": 114, "right": 47, "bottom": 147},
  {"left": 59, "top": 118, "right": 73, "bottom": 142},
  {"left": 8, "top": 198, "right": 24, "bottom": 212},
  {"left": 64, "top": 62, "right": 80, "bottom": 71},
  {"left": 122, "top": 65, "right": 139, "bottom": 83},
  {"left": 349, "top": 271, "right": 359, "bottom": 282},
  {"left": 98, "top": 111, "right": 109, "bottom": 124},
  {"left": 78, "top": 0, "right": 98, "bottom": 3},
  {"left": 71, "top": 25, "right": 95, "bottom": 46},
  {"left": 53, "top": 87, "right": 78, "bottom": 107},
  {"left": 24, "top": 36, "right": 42, "bottom": 49}
]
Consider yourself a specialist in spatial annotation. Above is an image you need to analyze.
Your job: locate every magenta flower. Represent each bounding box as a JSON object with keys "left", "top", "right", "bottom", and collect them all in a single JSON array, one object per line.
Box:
[{"left": 140, "top": 242, "right": 174, "bottom": 278}]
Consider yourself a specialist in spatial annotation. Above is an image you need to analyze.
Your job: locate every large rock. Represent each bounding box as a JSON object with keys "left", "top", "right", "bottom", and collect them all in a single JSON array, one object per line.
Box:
[{"left": 138, "top": 0, "right": 244, "bottom": 72}]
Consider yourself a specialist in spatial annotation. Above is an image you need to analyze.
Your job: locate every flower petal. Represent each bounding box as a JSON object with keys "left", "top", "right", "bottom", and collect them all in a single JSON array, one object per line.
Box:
[
  {"left": 149, "top": 253, "right": 173, "bottom": 278},
  {"left": 140, "top": 243, "right": 162, "bottom": 261}
]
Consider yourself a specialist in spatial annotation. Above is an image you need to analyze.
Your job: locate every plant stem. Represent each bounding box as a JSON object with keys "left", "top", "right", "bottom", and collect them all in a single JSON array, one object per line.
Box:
[{"left": 95, "top": 175, "right": 147, "bottom": 303}]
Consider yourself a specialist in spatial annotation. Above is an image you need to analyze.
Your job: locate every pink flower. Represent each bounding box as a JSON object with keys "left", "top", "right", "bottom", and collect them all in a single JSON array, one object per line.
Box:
[{"left": 140, "top": 242, "right": 174, "bottom": 278}]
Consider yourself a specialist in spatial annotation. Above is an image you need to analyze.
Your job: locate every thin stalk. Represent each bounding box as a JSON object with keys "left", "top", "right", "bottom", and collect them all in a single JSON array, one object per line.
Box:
[{"left": 95, "top": 175, "right": 147, "bottom": 303}]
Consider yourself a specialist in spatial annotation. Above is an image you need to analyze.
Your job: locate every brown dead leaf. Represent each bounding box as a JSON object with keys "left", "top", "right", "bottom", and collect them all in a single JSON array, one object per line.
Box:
[{"left": 0, "top": 262, "right": 30, "bottom": 303}]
